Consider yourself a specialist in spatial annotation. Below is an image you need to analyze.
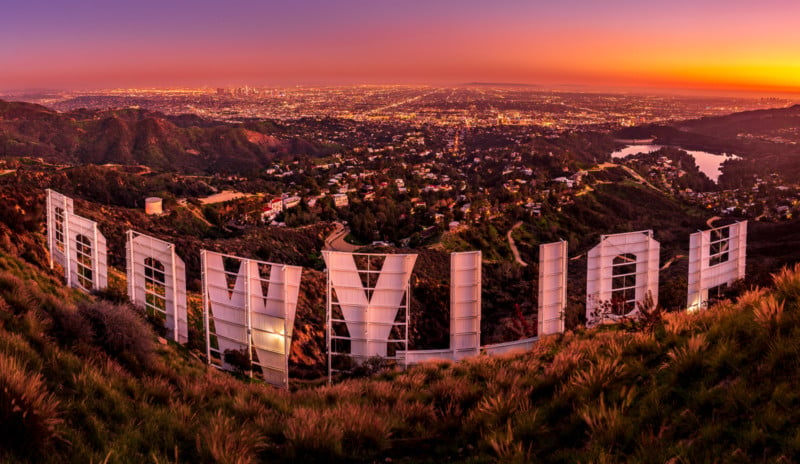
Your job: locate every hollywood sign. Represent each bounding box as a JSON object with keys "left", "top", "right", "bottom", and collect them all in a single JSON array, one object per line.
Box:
[
  {"left": 201, "top": 250, "right": 302, "bottom": 387},
  {"left": 45, "top": 189, "right": 746, "bottom": 386}
]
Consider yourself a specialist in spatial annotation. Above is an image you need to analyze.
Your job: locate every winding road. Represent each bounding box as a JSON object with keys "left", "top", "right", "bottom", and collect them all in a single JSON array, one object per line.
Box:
[
  {"left": 324, "top": 222, "right": 361, "bottom": 252},
  {"left": 507, "top": 221, "right": 528, "bottom": 267}
]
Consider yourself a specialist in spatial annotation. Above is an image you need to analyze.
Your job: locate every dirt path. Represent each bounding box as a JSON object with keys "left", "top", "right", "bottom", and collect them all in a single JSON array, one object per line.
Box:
[
  {"left": 575, "top": 184, "right": 594, "bottom": 196},
  {"left": 199, "top": 190, "right": 253, "bottom": 205},
  {"left": 591, "top": 162, "right": 619, "bottom": 171},
  {"left": 181, "top": 203, "right": 213, "bottom": 227},
  {"left": 507, "top": 221, "right": 528, "bottom": 267},
  {"left": 590, "top": 162, "right": 663, "bottom": 193},
  {"left": 618, "top": 165, "right": 663, "bottom": 192}
]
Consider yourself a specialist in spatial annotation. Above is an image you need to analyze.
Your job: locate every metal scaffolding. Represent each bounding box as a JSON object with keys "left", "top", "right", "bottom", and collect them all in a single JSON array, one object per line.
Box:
[
  {"left": 323, "top": 251, "right": 417, "bottom": 381},
  {"left": 538, "top": 240, "right": 567, "bottom": 336},
  {"left": 450, "top": 251, "right": 482, "bottom": 361},
  {"left": 201, "top": 250, "right": 302, "bottom": 388},
  {"left": 126, "top": 230, "right": 188, "bottom": 343},
  {"left": 586, "top": 230, "right": 660, "bottom": 323},
  {"left": 687, "top": 221, "right": 747, "bottom": 311}
]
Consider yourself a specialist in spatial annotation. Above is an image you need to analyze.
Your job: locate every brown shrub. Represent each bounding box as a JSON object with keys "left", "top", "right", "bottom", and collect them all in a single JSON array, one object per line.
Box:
[
  {"left": 78, "top": 300, "right": 154, "bottom": 371},
  {"left": 49, "top": 302, "right": 94, "bottom": 346}
]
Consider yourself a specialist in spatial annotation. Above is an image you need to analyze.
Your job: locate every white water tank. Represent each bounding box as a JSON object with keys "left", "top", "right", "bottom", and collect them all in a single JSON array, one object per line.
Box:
[{"left": 145, "top": 197, "right": 163, "bottom": 215}]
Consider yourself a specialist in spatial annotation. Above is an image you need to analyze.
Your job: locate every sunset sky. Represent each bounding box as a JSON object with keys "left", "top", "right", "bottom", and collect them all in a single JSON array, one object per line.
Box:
[{"left": 2, "top": 0, "right": 800, "bottom": 94}]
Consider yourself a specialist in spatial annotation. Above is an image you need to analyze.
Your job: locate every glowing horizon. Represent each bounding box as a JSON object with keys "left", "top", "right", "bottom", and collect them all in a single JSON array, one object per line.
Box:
[{"left": 2, "top": 0, "right": 799, "bottom": 96}]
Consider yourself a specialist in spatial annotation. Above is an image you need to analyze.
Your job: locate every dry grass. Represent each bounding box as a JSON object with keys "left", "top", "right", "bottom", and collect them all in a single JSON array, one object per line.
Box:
[
  {"left": 753, "top": 294, "right": 785, "bottom": 329},
  {"left": 580, "top": 387, "right": 636, "bottom": 446},
  {"left": 203, "top": 411, "right": 265, "bottom": 464},
  {"left": 0, "top": 352, "right": 63, "bottom": 450},
  {"left": 771, "top": 263, "right": 800, "bottom": 303},
  {"left": 470, "top": 390, "right": 533, "bottom": 431},
  {"left": 489, "top": 367, "right": 526, "bottom": 392},
  {"left": 284, "top": 402, "right": 393, "bottom": 461},
  {"left": 544, "top": 345, "right": 585, "bottom": 380},
  {"left": 568, "top": 358, "right": 626, "bottom": 399},
  {"left": 393, "top": 400, "right": 437, "bottom": 432},
  {"left": 664, "top": 310, "right": 698, "bottom": 335},
  {"left": 485, "top": 421, "right": 532, "bottom": 464},
  {"left": 736, "top": 287, "right": 768, "bottom": 312},
  {"left": 361, "top": 378, "right": 401, "bottom": 403},
  {"left": 4, "top": 245, "right": 800, "bottom": 462},
  {"left": 428, "top": 375, "right": 482, "bottom": 413},
  {"left": 662, "top": 334, "right": 707, "bottom": 377},
  {"left": 284, "top": 406, "right": 344, "bottom": 459}
]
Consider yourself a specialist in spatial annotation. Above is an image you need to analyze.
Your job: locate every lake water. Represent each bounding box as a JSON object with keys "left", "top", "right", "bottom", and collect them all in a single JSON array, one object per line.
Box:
[{"left": 610, "top": 145, "right": 740, "bottom": 182}]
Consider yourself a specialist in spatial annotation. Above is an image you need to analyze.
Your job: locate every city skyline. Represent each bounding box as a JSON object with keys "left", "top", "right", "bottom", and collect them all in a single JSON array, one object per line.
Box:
[{"left": 2, "top": 0, "right": 800, "bottom": 96}]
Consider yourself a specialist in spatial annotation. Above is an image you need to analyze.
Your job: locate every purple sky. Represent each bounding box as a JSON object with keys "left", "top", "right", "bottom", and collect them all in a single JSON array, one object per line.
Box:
[{"left": 2, "top": 0, "right": 799, "bottom": 93}]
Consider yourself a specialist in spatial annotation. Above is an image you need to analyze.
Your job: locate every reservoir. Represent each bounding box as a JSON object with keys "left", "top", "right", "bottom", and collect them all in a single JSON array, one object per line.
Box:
[{"left": 610, "top": 145, "right": 740, "bottom": 183}]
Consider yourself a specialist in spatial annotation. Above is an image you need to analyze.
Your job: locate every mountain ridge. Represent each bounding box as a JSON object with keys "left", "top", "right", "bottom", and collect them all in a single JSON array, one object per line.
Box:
[{"left": 0, "top": 99, "right": 334, "bottom": 174}]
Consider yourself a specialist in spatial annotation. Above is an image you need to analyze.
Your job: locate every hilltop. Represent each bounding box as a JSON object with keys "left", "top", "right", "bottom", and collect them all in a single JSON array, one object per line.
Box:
[{"left": 2, "top": 212, "right": 800, "bottom": 462}]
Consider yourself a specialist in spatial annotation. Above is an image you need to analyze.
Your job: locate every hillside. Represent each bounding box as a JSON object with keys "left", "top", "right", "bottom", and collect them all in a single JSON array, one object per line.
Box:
[
  {"left": 677, "top": 104, "right": 800, "bottom": 138},
  {"left": 4, "top": 161, "right": 800, "bottom": 371},
  {"left": 0, "top": 100, "right": 335, "bottom": 174},
  {"left": 2, "top": 215, "right": 800, "bottom": 462},
  {"left": 0, "top": 164, "right": 722, "bottom": 352}
]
